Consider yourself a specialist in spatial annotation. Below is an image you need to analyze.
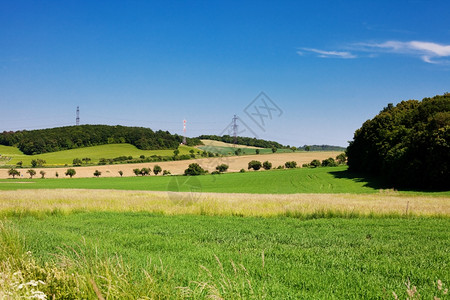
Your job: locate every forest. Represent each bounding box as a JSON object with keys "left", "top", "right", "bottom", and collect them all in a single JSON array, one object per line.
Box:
[{"left": 346, "top": 93, "right": 450, "bottom": 189}]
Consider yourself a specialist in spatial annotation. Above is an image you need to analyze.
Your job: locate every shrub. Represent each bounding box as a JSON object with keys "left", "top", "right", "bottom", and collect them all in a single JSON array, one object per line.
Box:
[
  {"left": 133, "top": 168, "right": 140, "bottom": 176},
  {"left": 184, "top": 163, "right": 207, "bottom": 176},
  {"left": 93, "top": 170, "right": 101, "bottom": 177},
  {"left": 321, "top": 157, "right": 337, "bottom": 167},
  {"left": 302, "top": 163, "right": 310, "bottom": 168},
  {"left": 211, "top": 171, "right": 221, "bottom": 175},
  {"left": 284, "top": 161, "right": 297, "bottom": 169},
  {"left": 65, "top": 169, "right": 76, "bottom": 178},
  {"left": 40, "top": 170, "right": 46, "bottom": 178},
  {"left": 140, "top": 168, "right": 151, "bottom": 176},
  {"left": 163, "top": 170, "right": 171, "bottom": 175},
  {"left": 336, "top": 153, "right": 347, "bottom": 165},
  {"left": 255, "top": 149, "right": 260, "bottom": 154},
  {"left": 140, "top": 155, "right": 145, "bottom": 159},
  {"left": 118, "top": 170, "right": 123, "bottom": 177},
  {"left": 153, "top": 165, "right": 162, "bottom": 175},
  {"left": 55, "top": 172, "right": 59, "bottom": 178},
  {"left": 216, "top": 164, "right": 229, "bottom": 173},
  {"left": 263, "top": 161, "right": 272, "bottom": 170},
  {"left": 277, "top": 165, "right": 284, "bottom": 169},
  {"left": 310, "top": 159, "right": 321, "bottom": 168},
  {"left": 248, "top": 160, "right": 262, "bottom": 171},
  {"left": 72, "top": 158, "right": 82, "bottom": 167},
  {"left": 240, "top": 168, "right": 245, "bottom": 173}
]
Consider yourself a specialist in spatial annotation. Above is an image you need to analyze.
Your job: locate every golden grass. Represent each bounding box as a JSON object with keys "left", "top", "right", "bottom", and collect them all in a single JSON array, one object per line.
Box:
[{"left": 0, "top": 189, "right": 448, "bottom": 217}]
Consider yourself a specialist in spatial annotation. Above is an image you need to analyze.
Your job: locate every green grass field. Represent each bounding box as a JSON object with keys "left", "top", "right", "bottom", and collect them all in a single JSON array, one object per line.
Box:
[
  {"left": 0, "top": 143, "right": 198, "bottom": 167},
  {"left": 1, "top": 166, "right": 449, "bottom": 195},
  {"left": 2, "top": 213, "right": 448, "bottom": 298}
]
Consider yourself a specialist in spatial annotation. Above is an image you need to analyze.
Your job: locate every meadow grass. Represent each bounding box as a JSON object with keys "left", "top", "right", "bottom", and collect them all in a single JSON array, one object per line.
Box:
[
  {"left": 1, "top": 214, "right": 449, "bottom": 299},
  {"left": 0, "top": 143, "right": 198, "bottom": 166},
  {"left": 0, "top": 189, "right": 449, "bottom": 218},
  {"left": 1, "top": 166, "right": 449, "bottom": 196}
]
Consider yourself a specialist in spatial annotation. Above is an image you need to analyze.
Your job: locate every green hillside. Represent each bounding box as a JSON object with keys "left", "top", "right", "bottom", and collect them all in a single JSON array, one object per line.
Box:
[{"left": 0, "top": 143, "right": 198, "bottom": 167}]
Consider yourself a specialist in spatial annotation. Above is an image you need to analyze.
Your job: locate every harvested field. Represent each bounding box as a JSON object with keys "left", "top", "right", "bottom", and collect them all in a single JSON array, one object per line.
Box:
[{"left": 0, "top": 151, "right": 341, "bottom": 179}]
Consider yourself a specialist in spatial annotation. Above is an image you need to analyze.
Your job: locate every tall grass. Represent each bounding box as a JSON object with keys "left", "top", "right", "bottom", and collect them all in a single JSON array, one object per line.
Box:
[{"left": 0, "top": 189, "right": 448, "bottom": 218}]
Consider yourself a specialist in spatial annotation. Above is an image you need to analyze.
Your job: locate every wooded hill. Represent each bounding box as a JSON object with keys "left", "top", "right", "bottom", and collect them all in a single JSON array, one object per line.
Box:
[
  {"left": 197, "top": 135, "right": 287, "bottom": 149},
  {"left": 0, "top": 125, "right": 202, "bottom": 155},
  {"left": 347, "top": 93, "right": 450, "bottom": 189}
]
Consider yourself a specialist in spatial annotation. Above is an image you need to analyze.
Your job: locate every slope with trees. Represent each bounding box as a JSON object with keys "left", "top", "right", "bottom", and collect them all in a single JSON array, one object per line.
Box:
[
  {"left": 346, "top": 94, "right": 450, "bottom": 189},
  {"left": 0, "top": 125, "right": 202, "bottom": 155}
]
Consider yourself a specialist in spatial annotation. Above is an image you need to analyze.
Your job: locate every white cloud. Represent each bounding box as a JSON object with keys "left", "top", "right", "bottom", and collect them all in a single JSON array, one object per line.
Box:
[
  {"left": 301, "top": 40, "right": 450, "bottom": 64},
  {"left": 300, "top": 48, "right": 356, "bottom": 59},
  {"left": 354, "top": 40, "right": 450, "bottom": 64}
]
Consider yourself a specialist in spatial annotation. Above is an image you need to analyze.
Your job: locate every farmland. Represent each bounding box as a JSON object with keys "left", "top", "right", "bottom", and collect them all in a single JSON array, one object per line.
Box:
[
  {"left": 1, "top": 143, "right": 448, "bottom": 299},
  {"left": 0, "top": 143, "right": 198, "bottom": 167}
]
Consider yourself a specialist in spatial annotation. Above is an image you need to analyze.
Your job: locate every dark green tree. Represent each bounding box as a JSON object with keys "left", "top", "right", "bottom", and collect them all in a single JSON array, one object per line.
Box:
[
  {"left": 65, "top": 169, "right": 76, "bottom": 178},
  {"left": 284, "top": 161, "right": 297, "bottom": 168},
  {"left": 310, "top": 159, "right": 321, "bottom": 168},
  {"left": 184, "top": 163, "right": 207, "bottom": 176},
  {"left": 263, "top": 161, "right": 272, "bottom": 170},
  {"left": 153, "top": 165, "right": 162, "bottom": 175},
  {"left": 93, "top": 170, "right": 101, "bottom": 177},
  {"left": 73, "top": 158, "right": 82, "bottom": 166},
  {"left": 8, "top": 168, "right": 20, "bottom": 178},
  {"left": 216, "top": 164, "right": 229, "bottom": 173},
  {"left": 26, "top": 169, "right": 36, "bottom": 178},
  {"left": 40, "top": 170, "right": 46, "bottom": 179},
  {"left": 248, "top": 160, "right": 262, "bottom": 171}
]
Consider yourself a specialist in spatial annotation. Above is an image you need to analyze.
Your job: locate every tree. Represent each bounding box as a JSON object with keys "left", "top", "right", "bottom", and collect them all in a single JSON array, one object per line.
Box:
[
  {"left": 133, "top": 168, "right": 140, "bottom": 176},
  {"left": 321, "top": 157, "right": 337, "bottom": 167},
  {"left": 173, "top": 149, "right": 180, "bottom": 156},
  {"left": 189, "top": 149, "right": 195, "bottom": 154},
  {"left": 118, "top": 170, "right": 123, "bottom": 177},
  {"left": 305, "top": 146, "right": 311, "bottom": 152},
  {"left": 336, "top": 153, "right": 347, "bottom": 165},
  {"left": 40, "top": 170, "right": 46, "bottom": 179},
  {"left": 65, "top": 169, "right": 76, "bottom": 178},
  {"left": 310, "top": 159, "right": 321, "bottom": 168},
  {"left": 263, "top": 161, "right": 272, "bottom": 170},
  {"left": 140, "top": 155, "right": 145, "bottom": 159},
  {"left": 235, "top": 148, "right": 242, "bottom": 156},
  {"left": 248, "top": 160, "right": 262, "bottom": 171},
  {"left": 291, "top": 147, "right": 297, "bottom": 152},
  {"left": 8, "top": 168, "right": 20, "bottom": 179},
  {"left": 216, "top": 164, "right": 229, "bottom": 173},
  {"left": 73, "top": 158, "right": 82, "bottom": 166},
  {"left": 93, "top": 170, "right": 102, "bottom": 177},
  {"left": 140, "top": 168, "right": 151, "bottom": 176},
  {"left": 255, "top": 149, "right": 260, "bottom": 154},
  {"left": 184, "top": 163, "right": 207, "bottom": 176},
  {"left": 31, "top": 159, "right": 46, "bottom": 168},
  {"left": 153, "top": 165, "right": 162, "bottom": 175},
  {"left": 163, "top": 170, "right": 171, "bottom": 175},
  {"left": 284, "top": 161, "right": 297, "bottom": 168},
  {"left": 16, "top": 161, "right": 23, "bottom": 168},
  {"left": 27, "top": 169, "right": 36, "bottom": 178},
  {"left": 271, "top": 147, "right": 277, "bottom": 153},
  {"left": 55, "top": 172, "right": 59, "bottom": 178},
  {"left": 82, "top": 157, "right": 91, "bottom": 164}
]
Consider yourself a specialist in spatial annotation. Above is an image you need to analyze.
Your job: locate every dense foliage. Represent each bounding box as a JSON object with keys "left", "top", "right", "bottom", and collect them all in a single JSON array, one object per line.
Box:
[
  {"left": 298, "top": 145, "right": 346, "bottom": 151},
  {"left": 347, "top": 94, "right": 450, "bottom": 189},
  {"left": 198, "top": 135, "right": 286, "bottom": 149},
  {"left": 0, "top": 125, "right": 202, "bottom": 155}
]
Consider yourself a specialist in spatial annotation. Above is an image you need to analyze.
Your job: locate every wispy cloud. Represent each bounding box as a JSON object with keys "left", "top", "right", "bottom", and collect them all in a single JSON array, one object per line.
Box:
[
  {"left": 299, "top": 48, "right": 356, "bottom": 59},
  {"left": 357, "top": 40, "right": 450, "bottom": 64},
  {"left": 300, "top": 40, "right": 450, "bottom": 64}
]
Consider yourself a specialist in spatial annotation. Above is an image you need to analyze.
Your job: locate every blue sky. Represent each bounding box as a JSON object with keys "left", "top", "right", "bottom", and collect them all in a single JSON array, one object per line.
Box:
[{"left": 1, "top": 1, "right": 449, "bottom": 147}]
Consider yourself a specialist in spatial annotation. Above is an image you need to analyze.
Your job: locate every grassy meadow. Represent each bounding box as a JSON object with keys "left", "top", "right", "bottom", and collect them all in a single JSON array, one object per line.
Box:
[
  {"left": 1, "top": 166, "right": 449, "bottom": 196},
  {"left": 1, "top": 163, "right": 449, "bottom": 298},
  {"left": 1, "top": 214, "right": 449, "bottom": 299},
  {"left": 0, "top": 143, "right": 199, "bottom": 167}
]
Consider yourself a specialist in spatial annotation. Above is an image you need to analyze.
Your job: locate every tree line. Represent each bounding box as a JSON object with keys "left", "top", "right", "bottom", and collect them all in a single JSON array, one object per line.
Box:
[
  {"left": 197, "top": 135, "right": 287, "bottom": 149},
  {"left": 0, "top": 125, "right": 202, "bottom": 155},
  {"left": 346, "top": 93, "right": 450, "bottom": 189}
]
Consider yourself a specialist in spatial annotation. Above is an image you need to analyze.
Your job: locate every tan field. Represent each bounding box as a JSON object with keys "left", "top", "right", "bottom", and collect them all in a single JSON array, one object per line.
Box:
[
  {"left": 199, "top": 139, "right": 263, "bottom": 149},
  {"left": 0, "top": 151, "right": 341, "bottom": 179},
  {"left": 0, "top": 189, "right": 448, "bottom": 217}
]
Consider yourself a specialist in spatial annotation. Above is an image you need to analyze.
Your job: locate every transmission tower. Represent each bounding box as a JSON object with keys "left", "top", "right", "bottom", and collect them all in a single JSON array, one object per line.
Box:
[
  {"left": 76, "top": 106, "right": 80, "bottom": 126},
  {"left": 182, "top": 119, "right": 187, "bottom": 145},
  {"left": 232, "top": 115, "right": 238, "bottom": 146}
]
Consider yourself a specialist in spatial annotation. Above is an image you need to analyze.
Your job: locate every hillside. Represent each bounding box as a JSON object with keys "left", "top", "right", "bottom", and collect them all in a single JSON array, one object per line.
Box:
[
  {"left": 0, "top": 143, "right": 199, "bottom": 167},
  {"left": 0, "top": 125, "right": 202, "bottom": 155}
]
